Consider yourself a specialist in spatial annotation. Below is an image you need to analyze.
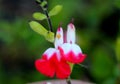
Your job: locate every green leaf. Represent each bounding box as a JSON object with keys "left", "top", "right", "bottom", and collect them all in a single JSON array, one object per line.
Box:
[
  {"left": 29, "top": 21, "right": 54, "bottom": 42},
  {"left": 91, "top": 45, "right": 114, "bottom": 81},
  {"left": 45, "top": 31, "right": 54, "bottom": 42},
  {"left": 33, "top": 12, "right": 47, "bottom": 20},
  {"left": 29, "top": 21, "right": 47, "bottom": 36},
  {"left": 49, "top": 5, "right": 63, "bottom": 16}
]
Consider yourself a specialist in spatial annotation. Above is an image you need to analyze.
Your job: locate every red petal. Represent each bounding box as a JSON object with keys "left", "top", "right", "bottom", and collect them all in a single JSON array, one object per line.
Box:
[
  {"left": 35, "top": 48, "right": 71, "bottom": 79},
  {"left": 66, "top": 51, "right": 86, "bottom": 63},
  {"left": 35, "top": 59, "right": 55, "bottom": 78},
  {"left": 59, "top": 43, "right": 86, "bottom": 63},
  {"left": 56, "top": 61, "right": 71, "bottom": 79}
]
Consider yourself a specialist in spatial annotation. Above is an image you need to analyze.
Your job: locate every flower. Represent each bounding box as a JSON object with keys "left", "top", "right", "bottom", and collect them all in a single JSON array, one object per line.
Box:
[
  {"left": 35, "top": 27, "right": 71, "bottom": 79},
  {"left": 35, "top": 22, "right": 86, "bottom": 79},
  {"left": 59, "top": 23, "right": 86, "bottom": 63}
]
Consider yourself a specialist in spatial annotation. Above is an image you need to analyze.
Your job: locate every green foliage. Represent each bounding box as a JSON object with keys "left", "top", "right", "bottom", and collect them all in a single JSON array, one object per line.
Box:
[
  {"left": 33, "top": 5, "right": 62, "bottom": 21},
  {"left": 36, "top": 0, "right": 48, "bottom": 10},
  {"left": 102, "top": 78, "right": 115, "bottom": 84},
  {"left": 114, "top": 0, "right": 120, "bottom": 8},
  {"left": 91, "top": 45, "right": 114, "bottom": 82},
  {"left": 29, "top": 21, "right": 54, "bottom": 42},
  {"left": 116, "top": 38, "right": 120, "bottom": 62},
  {"left": 30, "top": 4, "right": 62, "bottom": 43},
  {"left": 49, "top": 5, "right": 63, "bottom": 16},
  {"left": 71, "top": 65, "right": 83, "bottom": 79},
  {"left": 29, "top": 21, "right": 48, "bottom": 36},
  {"left": 44, "top": 31, "right": 54, "bottom": 43},
  {"left": 114, "top": 64, "right": 120, "bottom": 78},
  {"left": 33, "top": 12, "right": 46, "bottom": 20}
]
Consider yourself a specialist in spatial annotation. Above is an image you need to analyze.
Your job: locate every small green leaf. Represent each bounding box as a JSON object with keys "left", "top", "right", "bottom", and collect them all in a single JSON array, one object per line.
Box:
[
  {"left": 91, "top": 46, "right": 114, "bottom": 81},
  {"left": 33, "top": 12, "right": 47, "bottom": 20},
  {"left": 49, "top": 5, "right": 63, "bottom": 16},
  {"left": 29, "top": 21, "right": 54, "bottom": 42},
  {"left": 45, "top": 31, "right": 54, "bottom": 42},
  {"left": 40, "top": 0, "right": 47, "bottom": 9},
  {"left": 36, "top": 0, "right": 41, "bottom": 3},
  {"left": 29, "top": 21, "right": 48, "bottom": 36}
]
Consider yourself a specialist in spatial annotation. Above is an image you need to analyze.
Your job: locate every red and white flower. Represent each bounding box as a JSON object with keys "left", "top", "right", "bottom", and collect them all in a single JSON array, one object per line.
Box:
[
  {"left": 35, "top": 27, "right": 71, "bottom": 79},
  {"left": 59, "top": 23, "right": 86, "bottom": 63},
  {"left": 35, "top": 22, "right": 86, "bottom": 79}
]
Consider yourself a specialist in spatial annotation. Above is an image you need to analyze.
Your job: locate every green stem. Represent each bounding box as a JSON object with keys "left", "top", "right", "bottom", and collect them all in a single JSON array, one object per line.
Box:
[
  {"left": 44, "top": 10, "right": 53, "bottom": 32},
  {"left": 78, "top": 64, "right": 88, "bottom": 69},
  {"left": 66, "top": 76, "right": 71, "bottom": 84},
  {"left": 36, "top": 0, "right": 53, "bottom": 32}
]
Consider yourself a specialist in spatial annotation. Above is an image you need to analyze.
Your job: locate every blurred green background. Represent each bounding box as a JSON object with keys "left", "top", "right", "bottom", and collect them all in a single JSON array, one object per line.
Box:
[{"left": 0, "top": 0, "right": 120, "bottom": 84}]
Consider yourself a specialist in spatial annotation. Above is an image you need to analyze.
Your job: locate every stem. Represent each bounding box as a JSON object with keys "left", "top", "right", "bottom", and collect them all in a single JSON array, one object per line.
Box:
[
  {"left": 44, "top": 10, "right": 53, "bottom": 32},
  {"left": 36, "top": 0, "right": 53, "bottom": 32},
  {"left": 66, "top": 76, "right": 71, "bottom": 84},
  {"left": 78, "top": 64, "right": 88, "bottom": 69}
]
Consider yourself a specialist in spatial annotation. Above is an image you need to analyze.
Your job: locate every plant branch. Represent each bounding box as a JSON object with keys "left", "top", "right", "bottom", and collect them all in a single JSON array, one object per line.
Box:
[
  {"left": 44, "top": 10, "right": 53, "bottom": 32},
  {"left": 36, "top": 0, "right": 53, "bottom": 32},
  {"left": 78, "top": 64, "right": 88, "bottom": 69}
]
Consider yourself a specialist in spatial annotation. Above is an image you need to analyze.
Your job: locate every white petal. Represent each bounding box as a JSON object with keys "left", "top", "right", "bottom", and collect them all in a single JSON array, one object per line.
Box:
[
  {"left": 43, "top": 48, "right": 57, "bottom": 59},
  {"left": 59, "top": 43, "right": 85, "bottom": 63},
  {"left": 67, "top": 23, "right": 76, "bottom": 44},
  {"left": 59, "top": 43, "right": 82, "bottom": 55},
  {"left": 54, "top": 27, "right": 63, "bottom": 49},
  {"left": 59, "top": 43, "right": 71, "bottom": 54},
  {"left": 43, "top": 48, "right": 61, "bottom": 61},
  {"left": 71, "top": 44, "right": 82, "bottom": 55}
]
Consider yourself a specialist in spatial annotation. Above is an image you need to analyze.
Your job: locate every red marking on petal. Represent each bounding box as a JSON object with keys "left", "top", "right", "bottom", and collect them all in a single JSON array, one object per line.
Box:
[
  {"left": 58, "top": 22, "right": 62, "bottom": 29},
  {"left": 42, "top": 50, "right": 58, "bottom": 61},
  {"left": 58, "top": 46, "right": 66, "bottom": 60},
  {"left": 57, "top": 27, "right": 61, "bottom": 32},
  {"left": 41, "top": 48, "right": 57, "bottom": 60},
  {"left": 69, "top": 23, "right": 74, "bottom": 29},
  {"left": 57, "top": 27, "right": 63, "bottom": 33},
  {"left": 70, "top": 41, "right": 72, "bottom": 44},
  {"left": 80, "top": 54, "right": 87, "bottom": 62},
  {"left": 66, "top": 51, "right": 86, "bottom": 63},
  {"left": 63, "top": 31, "right": 67, "bottom": 43},
  {"left": 59, "top": 46, "right": 86, "bottom": 63}
]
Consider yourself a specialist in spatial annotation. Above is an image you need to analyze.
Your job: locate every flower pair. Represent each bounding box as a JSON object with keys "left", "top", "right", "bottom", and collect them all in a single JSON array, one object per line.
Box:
[{"left": 35, "top": 23, "right": 86, "bottom": 79}]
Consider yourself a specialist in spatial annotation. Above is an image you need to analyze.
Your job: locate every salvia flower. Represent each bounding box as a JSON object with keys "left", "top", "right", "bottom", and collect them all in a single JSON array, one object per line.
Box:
[
  {"left": 59, "top": 23, "right": 86, "bottom": 63},
  {"left": 35, "top": 27, "right": 71, "bottom": 79},
  {"left": 35, "top": 22, "right": 86, "bottom": 79}
]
